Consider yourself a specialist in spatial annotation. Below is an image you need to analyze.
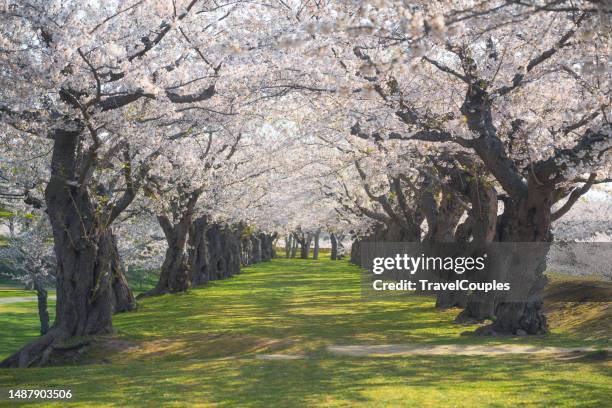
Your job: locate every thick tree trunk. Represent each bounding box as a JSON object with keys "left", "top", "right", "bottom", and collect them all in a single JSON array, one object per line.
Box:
[
  {"left": 285, "top": 235, "right": 291, "bottom": 258},
  {"left": 141, "top": 215, "right": 191, "bottom": 297},
  {"left": 330, "top": 233, "right": 338, "bottom": 260},
  {"left": 419, "top": 188, "right": 467, "bottom": 309},
  {"left": 299, "top": 234, "right": 312, "bottom": 259},
  {"left": 224, "top": 226, "right": 241, "bottom": 276},
  {"left": 313, "top": 229, "right": 320, "bottom": 260},
  {"left": 204, "top": 223, "right": 240, "bottom": 280},
  {"left": 143, "top": 189, "right": 202, "bottom": 297},
  {"left": 109, "top": 233, "right": 137, "bottom": 313},
  {"left": 444, "top": 169, "right": 500, "bottom": 322},
  {"left": 484, "top": 186, "right": 552, "bottom": 335},
  {"left": 251, "top": 235, "right": 262, "bottom": 263},
  {"left": 2, "top": 128, "right": 116, "bottom": 368},
  {"left": 350, "top": 238, "right": 361, "bottom": 265},
  {"left": 188, "top": 216, "right": 211, "bottom": 285},
  {"left": 260, "top": 233, "right": 274, "bottom": 261}
]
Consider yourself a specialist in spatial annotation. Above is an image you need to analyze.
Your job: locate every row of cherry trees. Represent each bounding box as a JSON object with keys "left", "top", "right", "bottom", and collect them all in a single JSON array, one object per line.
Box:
[{"left": 1, "top": 1, "right": 610, "bottom": 366}]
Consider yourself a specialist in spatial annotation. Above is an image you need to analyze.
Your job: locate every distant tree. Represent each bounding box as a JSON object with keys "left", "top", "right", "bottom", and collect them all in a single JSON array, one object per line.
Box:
[{"left": 1, "top": 215, "right": 55, "bottom": 335}]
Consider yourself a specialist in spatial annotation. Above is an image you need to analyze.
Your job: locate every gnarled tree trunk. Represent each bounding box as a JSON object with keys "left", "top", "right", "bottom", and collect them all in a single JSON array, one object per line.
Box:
[
  {"left": 141, "top": 191, "right": 200, "bottom": 297},
  {"left": 251, "top": 235, "right": 262, "bottom": 263},
  {"left": 453, "top": 172, "right": 499, "bottom": 322},
  {"left": 188, "top": 216, "right": 211, "bottom": 285},
  {"left": 2, "top": 128, "right": 117, "bottom": 368},
  {"left": 485, "top": 183, "right": 552, "bottom": 335},
  {"left": 143, "top": 215, "right": 191, "bottom": 296},
  {"left": 420, "top": 189, "right": 466, "bottom": 309}
]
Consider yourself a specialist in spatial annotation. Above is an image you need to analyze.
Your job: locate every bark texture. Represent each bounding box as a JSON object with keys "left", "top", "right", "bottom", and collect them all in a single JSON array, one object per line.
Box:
[
  {"left": 34, "top": 280, "right": 49, "bottom": 336},
  {"left": 110, "top": 233, "right": 137, "bottom": 313},
  {"left": 2, "top": 128, "right": 116, "bottom": 367},
  {"left": 330, "top": 233, "right": 338, "bottom": 260}
]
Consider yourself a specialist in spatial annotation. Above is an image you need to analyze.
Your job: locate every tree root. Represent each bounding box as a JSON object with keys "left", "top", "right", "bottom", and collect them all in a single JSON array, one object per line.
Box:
[
  {"left": 0, "top": 330, "right": 94, "bottom": 368},
  {"left": 135, "top": 286, "right": 168, "bottom": 300},
  {"left": 1, "top": 330, "right": 59, "bottom": 368}
]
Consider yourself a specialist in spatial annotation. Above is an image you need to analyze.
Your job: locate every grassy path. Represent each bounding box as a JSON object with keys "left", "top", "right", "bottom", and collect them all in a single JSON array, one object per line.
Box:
[{"left": 0, "top": 258, "right": 610, "bottom": 407}]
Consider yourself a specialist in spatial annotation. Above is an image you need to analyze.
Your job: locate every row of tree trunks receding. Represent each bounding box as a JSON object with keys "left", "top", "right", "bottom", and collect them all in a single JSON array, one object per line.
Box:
[
  {"left": 188, "top": 217, "right": 276, "bottom": 286},
  {"left": 286, "top": 229, "right": 333, "bottom": 260},
  {"left": 347, "top": 177, "right": 552, "bottom": 335}
]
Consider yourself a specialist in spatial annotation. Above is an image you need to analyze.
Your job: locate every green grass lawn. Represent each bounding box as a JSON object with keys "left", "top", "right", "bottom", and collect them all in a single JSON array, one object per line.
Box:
[
  {"left": 0, "top": 258, "right": 610, "bottom": 407},
  {"left": 0, "top": 289, "right": 35, "bottom": 298}
]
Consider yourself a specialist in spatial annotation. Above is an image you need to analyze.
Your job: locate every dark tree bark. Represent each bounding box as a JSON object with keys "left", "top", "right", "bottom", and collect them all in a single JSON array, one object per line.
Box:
[
  {"left": 453, "top": 175, "right": 499, "bottom": 322},
  {"left": 204, "top": 223, "right": 241, "bottom": 280},
  {"left": 223, "top": 226, "right": 241, "bottom": 276},
  {"left": 260, "top": 233, "right": 274, "bottom": 261},
  {"left": 350, "top": 238, "right": 361, "bottom": 265},
  {"left": 33, "top": 278, "right": 49, "bottom": 336},
  {"left": 251, "top": 235, "right": 262, "bottom": 263},
  {"left": 418, "top": 186, "right": 466, "bottom": 309},
  {"left": 482, "top": 178, "right": 553, "bottom": 335},
  {"left": 298, "top": 233, "right": 312, "bottom": 259},
  {"left": 141, "top": 191, "right": 200, "bottom": 297},
  {"left": 242, "top": 234, "right": 254, "bottom": 265},
  {"left": 2, "top": 128, "right": 119, "bottom": 368},
  {"left": 330, "top": 233, "right": 338, "bottom": 260},
  {"left": 284, "top": 235, "right": 291, "bottom": 258},
  {"left": 144, "top": 215, "right": 191, "bottom": 296},
  {"left": 188, "top": 216, "right": 211, "bottom": 285},
  {"left": 110, "top": 233, "right": 137, "bottom": 313},
  {"left": 270, "top": 233, "right": 277, "bottom": 258}
]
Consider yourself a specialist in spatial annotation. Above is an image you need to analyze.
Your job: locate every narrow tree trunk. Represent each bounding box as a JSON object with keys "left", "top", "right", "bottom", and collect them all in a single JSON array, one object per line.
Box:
[
  {"left": 206, "top": 223, "right": 224, "bottom": 280},
  {"left": 313, "top": 229, "right": 320, "bottom": 260},
  {"left": 109, "top": 232, "right": 137, "bottom": 313},
  {"left": 350, "top": 238, "right": 361, "bottom": 265},
  {"left": 285, "top": 235, "right": 291, "bottom": 258},
  {"left": 34, "top": 279, "right": 49, "bottom": 336},
  {"left": 251, "top": 235, "right": 262, "bottom": 263},
  {"left": 270, "top": 233, "right": 278, "bottom": 258},
  {"left": 242, "top": 236, "right": 252, "bottom": 265},
  {"left": 330, "top": 233, "right": 338, "bottom": 260},
  {"left": 290, "top": 235, "right": 298, "bottom": 258}
]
